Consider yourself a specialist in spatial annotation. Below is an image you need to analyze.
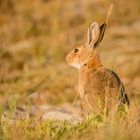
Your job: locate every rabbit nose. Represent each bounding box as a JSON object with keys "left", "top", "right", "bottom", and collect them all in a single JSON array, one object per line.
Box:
[{"left": 65, "top": 54, "right": 69, "bottom": 63}]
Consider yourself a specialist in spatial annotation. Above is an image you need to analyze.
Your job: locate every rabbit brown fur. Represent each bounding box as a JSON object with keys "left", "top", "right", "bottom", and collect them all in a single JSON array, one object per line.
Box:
[{"left": 65, "top": 22, "right": 129, "bottom": 115}]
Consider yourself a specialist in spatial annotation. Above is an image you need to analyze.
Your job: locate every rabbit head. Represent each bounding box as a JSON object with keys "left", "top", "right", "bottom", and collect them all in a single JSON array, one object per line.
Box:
[{"left": 65, "top": 22, "right": 106, "bottom": 69}]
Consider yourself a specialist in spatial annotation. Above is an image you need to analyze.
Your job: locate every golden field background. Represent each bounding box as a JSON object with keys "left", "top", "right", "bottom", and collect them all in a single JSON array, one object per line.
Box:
[
  {"left": 0, "top": 0, "right": 139, "bottom": 105},
  {"left": 0, "top": 0, "right": 140, "bottom": 140}
]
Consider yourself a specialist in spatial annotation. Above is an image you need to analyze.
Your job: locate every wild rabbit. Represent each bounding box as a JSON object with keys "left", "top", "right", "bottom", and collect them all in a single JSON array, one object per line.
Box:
[{"left": 65, "top": 22, "right": 129, "bottom": 115}]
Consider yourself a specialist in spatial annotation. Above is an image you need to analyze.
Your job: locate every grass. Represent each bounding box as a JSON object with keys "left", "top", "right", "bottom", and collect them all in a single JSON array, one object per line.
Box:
[
  {"left": 0, "top": 115, "right": 102, "bottom": 140},
  {"left": 0, "top": 104, "right": 139, "bottom": 140},
  {"left": 0, "top": 94, "right": 138, "bottom": 140},
  {"left": 0, "top": 109, "right": 124, "bottom": 140}
]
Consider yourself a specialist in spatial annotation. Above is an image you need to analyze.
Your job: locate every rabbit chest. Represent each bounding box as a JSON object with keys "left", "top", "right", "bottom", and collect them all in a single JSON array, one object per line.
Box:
[{"left": 79, "top": 68, "right": 120, "bottom": 114}]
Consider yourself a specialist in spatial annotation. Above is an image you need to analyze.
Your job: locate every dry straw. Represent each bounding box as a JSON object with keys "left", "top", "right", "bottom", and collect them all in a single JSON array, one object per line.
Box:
[{"left": 105, "top": 3, "right": 114, "bottom": 25}]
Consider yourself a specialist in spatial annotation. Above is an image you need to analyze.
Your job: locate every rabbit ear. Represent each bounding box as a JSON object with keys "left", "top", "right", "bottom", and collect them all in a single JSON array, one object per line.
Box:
[
  {"left": 94, "top": 23, "right": 107, "bottom": 48},
  {"left": 87, "top": 22, "right": 100, "bottom": 46}
]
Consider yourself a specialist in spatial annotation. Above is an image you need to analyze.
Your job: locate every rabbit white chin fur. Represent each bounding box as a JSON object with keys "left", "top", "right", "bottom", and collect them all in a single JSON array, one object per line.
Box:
[{"left": 69, "top": 63, "right": 82, "bottom": 69}]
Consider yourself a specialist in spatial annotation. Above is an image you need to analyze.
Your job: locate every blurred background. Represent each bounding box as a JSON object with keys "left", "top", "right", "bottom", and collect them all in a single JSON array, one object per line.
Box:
[{"left": 0, "top": 0, "right": 139, "bottom": 106}]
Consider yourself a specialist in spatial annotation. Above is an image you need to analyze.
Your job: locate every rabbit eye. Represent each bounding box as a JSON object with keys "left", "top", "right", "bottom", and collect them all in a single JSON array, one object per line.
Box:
[{"left": 73, "top": 48, "right": 79, "bottom": 53}]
